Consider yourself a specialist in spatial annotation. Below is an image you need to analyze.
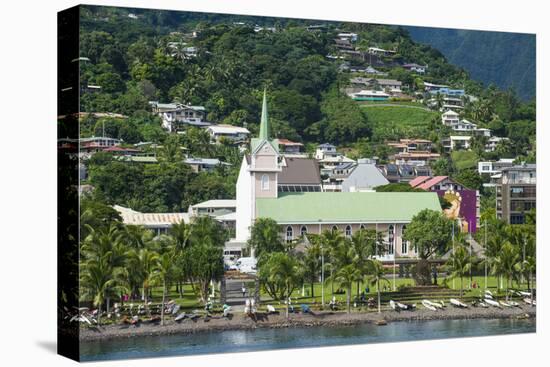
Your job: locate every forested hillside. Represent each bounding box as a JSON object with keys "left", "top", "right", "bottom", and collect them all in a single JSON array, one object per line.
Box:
[
  {"left": 406, "top": 26, "right": 535, "bottom": 101},
  {"left": 78, "top": 5, "right": 487, "bottom": 145},
  {"left": 76, "top": 5, "right": 536, "bottom": 213}
]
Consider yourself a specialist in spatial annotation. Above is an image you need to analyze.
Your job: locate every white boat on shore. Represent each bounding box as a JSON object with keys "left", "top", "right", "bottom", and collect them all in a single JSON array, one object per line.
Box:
[
  {"left": 389, "top": 300, "right": 398, "bottom": 311},
  {"left": 523, "top": 298, "right": 536, "bottom": 306},
  {"left": 450, "top": 298, "right": 468, "bottom": 308},
  {"left": 517, "top": 290, "right": 532, "bottom": 297},
  {"left": 484, "top": 299, "right": 501, "bottom": 308},
  {"left": 499, "top": 301, "right": 512, "bottom": 308},
  {"left": 431, "top": 301, "right": 444, "bottom": 309},
  {"left": 422, "top": 300, "right": 437, "bottom": 311}
]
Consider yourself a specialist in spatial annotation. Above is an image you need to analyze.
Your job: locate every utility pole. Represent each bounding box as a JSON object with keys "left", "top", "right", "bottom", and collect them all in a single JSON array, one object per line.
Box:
[
  {"left": 392, "top": 223, "right": 396, "bottom": 291},
  {"left": 319, "top": 220, "right": 324, "bottom": 308},
  {"left": 452, "top": 220, "right": 455, "bottom": 290}
]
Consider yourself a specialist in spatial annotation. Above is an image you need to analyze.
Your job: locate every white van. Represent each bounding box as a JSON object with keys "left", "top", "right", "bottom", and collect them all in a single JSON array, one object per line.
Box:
[{"left": 236, "top": 257, "right": 257, "bottom": 274}]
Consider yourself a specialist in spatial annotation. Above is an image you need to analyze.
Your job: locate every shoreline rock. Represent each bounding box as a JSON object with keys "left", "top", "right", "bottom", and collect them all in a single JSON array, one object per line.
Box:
[{"left": 79, "top": 306, "right": 536, "bottom": 342}]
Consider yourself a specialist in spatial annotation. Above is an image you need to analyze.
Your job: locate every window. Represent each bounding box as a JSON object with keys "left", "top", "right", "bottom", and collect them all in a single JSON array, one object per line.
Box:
[
  {"left": 286, "top": 226, "right": 293, "bottom": 242},
  {"left": 332, "top": 225, "right": 339, "bottom": 233},
  {"left": 261, "top": 174, "right": 269, "bottom": 191},
  {"left": 345, "top": 225, "right": 352, "bottom": 238},
  {"left": 510, "top": 214, "right": 525, "bottom": 225},
  {"left": 360, "top": 224, "right": 365, "bottom": 230},
  {"left": 301, "top": 226, "right": 308, "bottom": 237},
  {"left": 401, "top": 225, "right": 408, "bottom": 254},
  {"left": 388, "top": 225, "right": 395, "bottom": 255}
]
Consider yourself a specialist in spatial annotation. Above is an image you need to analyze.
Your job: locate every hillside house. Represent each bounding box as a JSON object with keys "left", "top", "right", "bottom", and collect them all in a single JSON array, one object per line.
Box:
[
  {"left": 402, "top": 63, "right": 426, "bottom": 73},
  {"left": 206, "top": 124, "right": 250, "bottom": 143},
  {"left": 149, "top": 102, "right": 210, "bottom": 132}
]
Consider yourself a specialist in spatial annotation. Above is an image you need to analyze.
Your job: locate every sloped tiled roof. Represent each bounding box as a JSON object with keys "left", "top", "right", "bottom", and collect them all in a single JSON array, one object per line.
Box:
[
  {"left": 279, "top": 158, "right": 321, "bottom": 185},
  {"left": 409, "top": 176, "right": 431, "bottom": 188},
  {"left": 417, "top": 176, "right": 449, "bottom": 190}
]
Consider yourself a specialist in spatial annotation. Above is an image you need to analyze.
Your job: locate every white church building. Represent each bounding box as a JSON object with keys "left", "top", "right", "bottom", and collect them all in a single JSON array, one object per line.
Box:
[{"left": 226, "top": 91, "right": 442, "bottom": 262}]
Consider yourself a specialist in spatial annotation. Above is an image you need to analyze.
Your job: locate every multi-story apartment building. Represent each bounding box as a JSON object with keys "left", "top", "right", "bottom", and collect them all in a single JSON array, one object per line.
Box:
[{"left": 496, "top": 164, "right": 536, "bottom": 224}]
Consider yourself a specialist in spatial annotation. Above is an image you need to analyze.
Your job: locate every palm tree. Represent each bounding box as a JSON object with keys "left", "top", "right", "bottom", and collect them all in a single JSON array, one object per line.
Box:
[
  {"left": 303, "top": 235, "right": 322, "bottom": 299},
  {"left": 126, "top": 248, "right": 160, "bottom": 311},
  {"left": 122, "top": 225, "right": 153, "bottom": 250},
  {"left": 80, "top": 256, "right": 127, "bottom": 327},
  {"left": 350, "top": 229, "right": 381, "bottom": 297},
  {"left": 169, "top": 220, "right": 191, "bottom": 253},
  {"left": 169, "top": 220, "right": 192, "bottom": 297},
  {"left": 522, "top": 256, "right": 536, "bottom": 292},
  {"left": 332, "top": 264, "right": 362, "bottom": 313},
  {"left": 321, "top": 229, "right": 345, "bottom": 297},
  {"left": 151, "top": 252, "right": 175, "bottom": 326},
  {"left": 492, "top": 242, "right": 521, "bottom": 300},
  {"left": 81, "top": 224, "right": 127, "bottom": 312},
  {"left": 368, "top": 260, "right": 390, "bottom": 313},
  {"left": 157, "top": 135, "right": 183, "bottom": 163},
  {"left": 446, "top": 244, "right": 475, "bottom": 298},
  {"left": 248, "top": 218, "right": 284, "bottom": 261},
  {"left": 266, "top": 253, "right": 303, "bottom": 318}
]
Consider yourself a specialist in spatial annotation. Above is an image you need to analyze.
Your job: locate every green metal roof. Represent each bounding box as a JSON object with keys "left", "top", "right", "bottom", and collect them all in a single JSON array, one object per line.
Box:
[
  {"left": 256, "top": 192, "right": 441, "bottom": 223},
  {"left": 250, "top": 138, "right": 279, "bottom": 154}
]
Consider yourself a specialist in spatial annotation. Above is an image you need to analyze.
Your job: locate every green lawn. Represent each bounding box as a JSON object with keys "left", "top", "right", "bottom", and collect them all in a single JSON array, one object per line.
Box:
[
  {"left": 106, "top": 275, "right": 533, "bottom": 314},
  {"left": 359, "top": 105, "right": 438, "bottom": 139}
]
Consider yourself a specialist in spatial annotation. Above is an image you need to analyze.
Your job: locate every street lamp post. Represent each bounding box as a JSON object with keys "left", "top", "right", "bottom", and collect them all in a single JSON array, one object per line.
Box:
[
  {"left": 484, "top": 219, "right": 488, "bottom": 290},
  {"left": 522, "top": 234, "right": 526, "bottom": 285}
]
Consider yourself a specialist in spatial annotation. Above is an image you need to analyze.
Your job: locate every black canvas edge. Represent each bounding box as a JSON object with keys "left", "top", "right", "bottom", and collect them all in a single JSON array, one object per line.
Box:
[{"left": 57, "top": 4, "right": 81, "bottom": 362}]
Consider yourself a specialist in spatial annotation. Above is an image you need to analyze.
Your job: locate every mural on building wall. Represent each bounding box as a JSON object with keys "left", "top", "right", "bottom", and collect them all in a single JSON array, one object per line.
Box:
[{"left": 436, "top": 189, "right": 477, "bottom": 233}]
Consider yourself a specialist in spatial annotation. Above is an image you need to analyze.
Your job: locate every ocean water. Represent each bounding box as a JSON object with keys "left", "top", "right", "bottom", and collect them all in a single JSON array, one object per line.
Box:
[{"left": 80, "top": 318, "right": 535, "bottom": 361}]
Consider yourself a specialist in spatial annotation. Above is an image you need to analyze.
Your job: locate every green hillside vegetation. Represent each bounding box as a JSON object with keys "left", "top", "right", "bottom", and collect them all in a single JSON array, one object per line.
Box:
[
  {"left": 360, "top": 105, "right": 438, "bottom": 141},
  {"left": 76, "top": 5, "right": 536, "bottom": 215},
  {"left": 451, "top": 150, "right": 478, "bottom": 171}
]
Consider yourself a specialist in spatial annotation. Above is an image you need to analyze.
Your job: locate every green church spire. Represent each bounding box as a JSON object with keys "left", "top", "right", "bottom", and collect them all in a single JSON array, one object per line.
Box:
[{"left": 259, "top": 89, "right": 269, "bottom": 140}]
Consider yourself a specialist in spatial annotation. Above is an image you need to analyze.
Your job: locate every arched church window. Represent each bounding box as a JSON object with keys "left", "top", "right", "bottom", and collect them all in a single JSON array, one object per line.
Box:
[
  {"left": 286, "top": 226, "right": 293, "bottom": 243},
  {"left": 345, "top": 225, "right": 352, "bottom": 238},
  {"left": 388, "top": 225, "right": 395, "bottom": 255}
]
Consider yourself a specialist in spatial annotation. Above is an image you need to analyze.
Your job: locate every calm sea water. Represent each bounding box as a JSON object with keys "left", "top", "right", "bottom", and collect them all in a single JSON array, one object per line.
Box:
[{"left": 80, "top": 318, "right": 535, "bottom": 361}]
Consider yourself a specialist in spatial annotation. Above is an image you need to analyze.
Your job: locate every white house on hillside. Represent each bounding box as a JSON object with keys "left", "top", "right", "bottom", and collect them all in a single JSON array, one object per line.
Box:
[
  {"left": 206, "top": 124, "right": 250, "bottom": 143},
  {"left": 149, "top": 102, "right": 210, "bottom": 132}
]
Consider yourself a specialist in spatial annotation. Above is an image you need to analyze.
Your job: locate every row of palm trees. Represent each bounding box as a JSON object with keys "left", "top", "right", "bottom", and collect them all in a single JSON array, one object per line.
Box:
[
  {"left": 79, "top": 216, "right": 226, "bottom": 326},
  {"left": 445, "top": 221, "right": 536, "bottom": 299},
  {"left": 251, "top": 219, "right": 391, "bottom": 315},
  {"left": 251, "top": 217, "right": 536, "bottom": 316}
]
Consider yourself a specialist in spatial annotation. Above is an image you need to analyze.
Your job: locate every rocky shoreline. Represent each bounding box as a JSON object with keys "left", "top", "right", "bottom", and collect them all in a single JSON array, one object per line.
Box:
[{"left": 79, "top": 306, "right": 536, "bottom": 342}]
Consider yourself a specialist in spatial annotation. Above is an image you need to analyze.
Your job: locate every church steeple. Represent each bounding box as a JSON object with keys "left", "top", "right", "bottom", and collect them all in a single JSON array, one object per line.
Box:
[{"left": 259, "top": 89, "right": 269, "bottom": 140}]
